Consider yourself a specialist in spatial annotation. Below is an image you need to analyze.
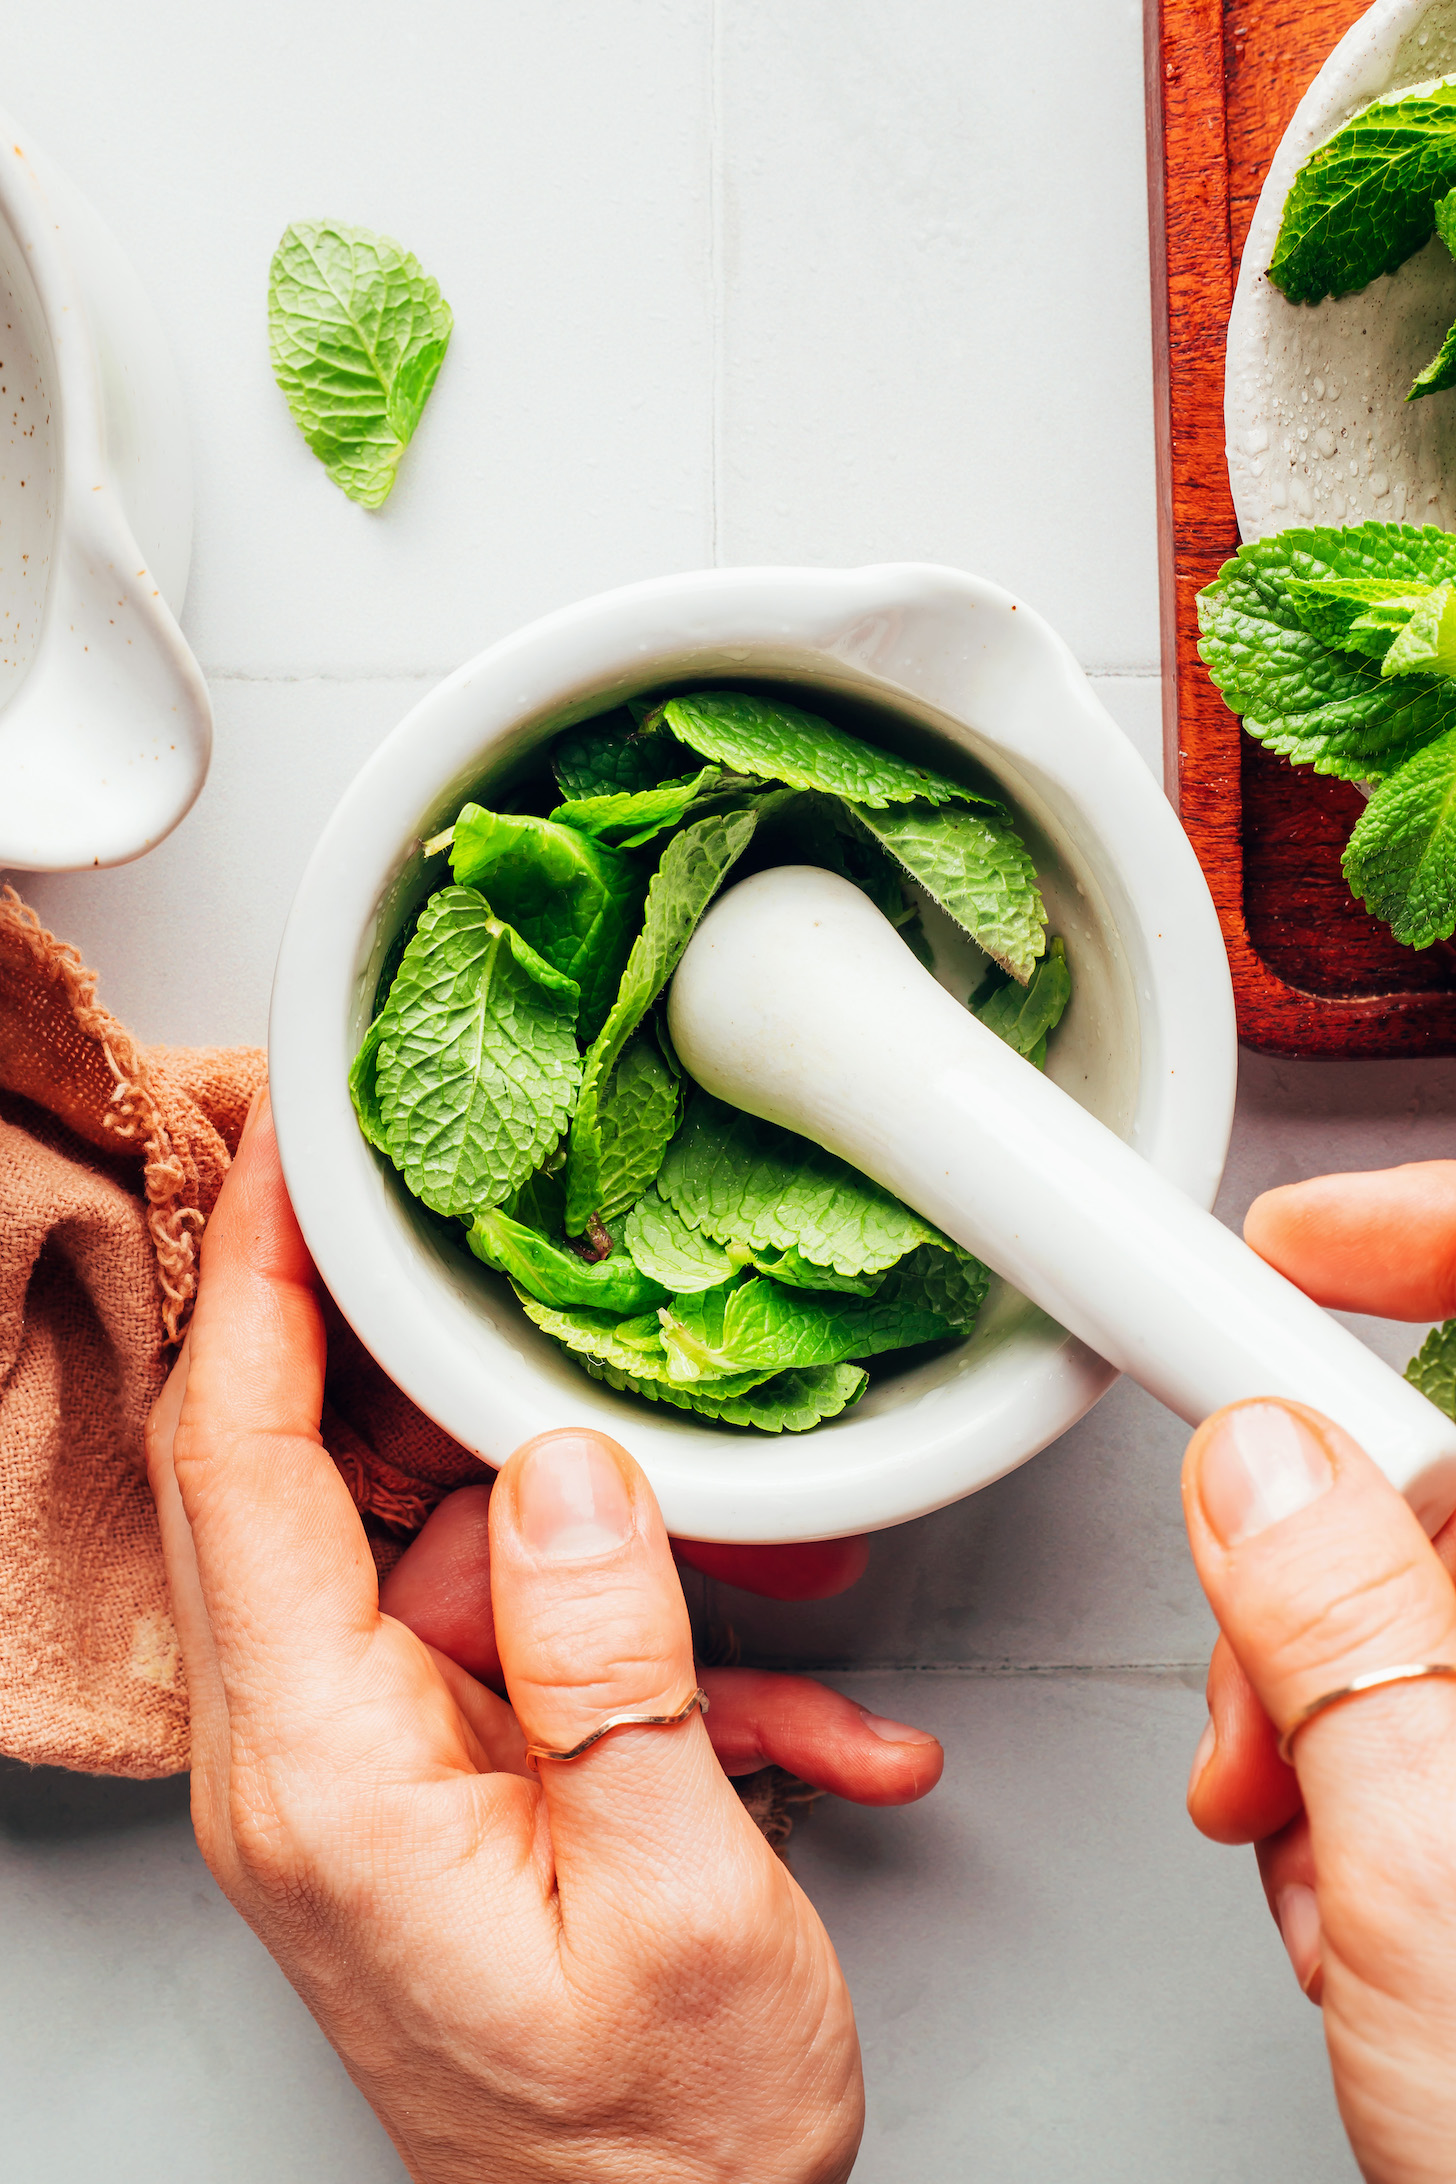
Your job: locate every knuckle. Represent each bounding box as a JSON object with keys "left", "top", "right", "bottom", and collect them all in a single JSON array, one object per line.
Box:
[
  {"left": 221, "top": 1758, "right": 335, "bottom": 1932},
  {"left": 1258, "top": 1536, "right": 1442, "bottom": 1687}
]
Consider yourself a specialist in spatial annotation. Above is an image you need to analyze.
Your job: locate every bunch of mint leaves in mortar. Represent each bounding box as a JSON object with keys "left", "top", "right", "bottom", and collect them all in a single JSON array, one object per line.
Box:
[{"left": 349, "top": 690, "right": 1071, "bottom": 1433}]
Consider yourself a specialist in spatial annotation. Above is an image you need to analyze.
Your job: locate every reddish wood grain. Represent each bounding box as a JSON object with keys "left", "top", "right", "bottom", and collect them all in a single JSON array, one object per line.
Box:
[{"left": 1148, "top": 0, "right": 1456, "bottom": 1054}]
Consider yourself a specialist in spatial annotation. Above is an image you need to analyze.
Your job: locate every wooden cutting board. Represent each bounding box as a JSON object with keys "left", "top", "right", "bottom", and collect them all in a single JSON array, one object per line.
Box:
[{"left": 1148, "top": 0, "right": 1456, "bottom": 1054}]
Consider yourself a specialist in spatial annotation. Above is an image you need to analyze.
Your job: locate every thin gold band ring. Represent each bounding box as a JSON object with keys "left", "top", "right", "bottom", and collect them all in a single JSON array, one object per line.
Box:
[
  {"left": 524, "top": 1687, "right": 710, "bottom": 1770},
  {"left": 1277, "top": 1663, "right": 1456, "bottom": 1765}
]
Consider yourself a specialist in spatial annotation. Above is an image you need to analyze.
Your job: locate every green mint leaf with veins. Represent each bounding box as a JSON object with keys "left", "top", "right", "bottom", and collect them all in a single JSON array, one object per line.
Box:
[
  {"left": 348, "top": 1011, "right": 392, "bottom": 1152},
  {"left": 268, "top": 221, "right": 452, "bottom": 507},
  {"left": 504, "top": 1165, "right": 567, "bottom": 1237},
  {"left": 591, "top": 1027, "right": 682, "bottom": 1225},
  {"left": 624, "top": 1188, "right": 738, "bottom": 1292},
  {"left": 654, "top": 690, "right": 971, "bottom": 808},
  {"left": 468, "top": 1207, "right": 667, "bottom": 1314},
  {"left": 851, "top": 800, "right": 1046, "bottom": 983},
  {"left": 1267, "top": 83, "right": 1456, "bottom": 304},
  {"left": 448, "top": 805, "right": 646, "bottom": 1042},
  {"left": 659, "top": 1254, "right": 979, "bottom": 1382},
  {"left": 1196, "top": 524, "right": 1456, "bottom": 781},
  {"left": 550, "top": 710, "right": 682, "bottom": 800},
  {"left": 1407, "top": 1318, "right": 1456, "bottom": 1419},
  {"left": 623, "top": 1187, "right": 884, "bottom": 1296},
  {"left": 515, "top": 1289, "right": 774, "bottom": 1397},
  {"left": 1343, "top": 724, "right": 1456, "bottom": 946},
  {"left": 656, "top": 1091, "right": 949, "bottom": 1275},
  {"left": 564, "top": 811, "right": 757, "bottom": 1232},
  {"left": 372, "top": 887, "right": 580, "bottom": 1219},
  {"left": 1380, "top": 585, "right": 1456, "bottom": 679},
  {"left": 972, "top": 938, "right": 1071, "bottom": 1067},
  {"left": 550, "top": 768, "right": 731, "bottom": 850},
  {"left": 1410, "top": 189, "right": 1456, "bottom": 399},
  {"left": 581, "top": 1355, "right": 868, "bottom": 1432}
]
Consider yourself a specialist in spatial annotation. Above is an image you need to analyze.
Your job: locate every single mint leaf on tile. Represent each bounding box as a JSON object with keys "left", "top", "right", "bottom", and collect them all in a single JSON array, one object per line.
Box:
[
  {"left": 582, "top": 1355, "right": 868, "bottom": 1432},
  {"left": 1343, "top": 724, "right": 1456, "bottom": 947},
  {"left": 469, "top": 1206, "right": 667, "bottom": 1314},
  {"left": 1196, "top": 523, "right": 1456, "bottom": 781},
  {"left": 1268, "top": 84, "right": 1456, "bottom": 304},
  {"left": 268, "top": 221, "right": 452, "bottom": 507},
  {"left": 564, "top": 809, "right": 757, "bottom": 1232},
  {"left": 374, "top": 886, "right": 580, "bottom": 1219},
  {"left": 448, "top": 804, "right": 647, "bottom": 1040},
  {"left": 851, "top": 799, "right": 1046, "bottom": 982},
  {"left": 656, "top": 1091, "right": 948, "bottom": 1276},
  {"left": 653, "top": 689, "right": 971, "bottom": 808}
]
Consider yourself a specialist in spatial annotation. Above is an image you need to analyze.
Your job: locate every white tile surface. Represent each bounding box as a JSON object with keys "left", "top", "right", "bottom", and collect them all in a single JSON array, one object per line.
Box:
[{"left": 0, "top": 2, "right": 1424, "bottom": 2178}]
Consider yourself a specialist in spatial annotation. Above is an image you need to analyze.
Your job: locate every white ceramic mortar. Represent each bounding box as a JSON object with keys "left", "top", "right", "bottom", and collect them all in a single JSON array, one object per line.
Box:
[{"left": 268, "top": 563, "right": 1236, "bottom": 1544}]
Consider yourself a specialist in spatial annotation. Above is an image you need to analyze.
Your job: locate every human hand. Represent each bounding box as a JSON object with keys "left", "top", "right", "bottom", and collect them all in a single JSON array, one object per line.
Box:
[
  {"left": 147, "top": 1094, "right": 940, "bottom": 2183},
  {"left": 1183, "top": 1161, "right": 1456, "bottom": 2184}
]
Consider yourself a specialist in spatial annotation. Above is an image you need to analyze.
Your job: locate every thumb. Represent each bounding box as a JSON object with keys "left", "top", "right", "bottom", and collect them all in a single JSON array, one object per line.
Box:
[
  {"left": 488, "top": 1429, "right": 764, "bottom": 1915},
  {"left": 1183, "top": 1403, "right": 1456, "bottom": 2021}
]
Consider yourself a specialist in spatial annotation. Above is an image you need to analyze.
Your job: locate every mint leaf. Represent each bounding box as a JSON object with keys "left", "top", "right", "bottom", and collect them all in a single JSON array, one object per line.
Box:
[
  {"left": 550, "top": 767, "right": 729, "bottom": 850},
  {"left": 348, "top": 1010, "right": 392, "bottom": 1152},
  {"left": 973, "top": 937, "right": 1071, "bottom": 1064},
  {"left": 374, "top": 887, "right": 580, "bottom": 1218},
  {"left": 268, "top": 221, "right": 452, "bottom": 507},
  {"left": 592, "top": 1027, "right": 682, "bottom": 1224},
  {"left": 878, "top": 1243, "right": 989, "bottom": 1334},
  {"left": 1282, "top": 573, "right": 1439, "bottom": 661},
  {"left": 505, "top": 1166, "right": 567, "bottom": 1236},
  {"left": 1196, "top": 525, "right": 1456, "bottom": 780},
  {"left": 582, "top": 1355, "right": 868, "bottom": 1432},
  {"left": 550, "top": 710, "right": 681, "bottom": 799},
  {"left": 448, "top": 805, "right": 646, "bottom": 1041},
  {"left": 1343, "top": 725, "right": 1456, "bottom": 945},
  {"left": 658, "top": 1262, "right": 971, "bottom": 1381},
  {"left": 656, "top": 1092, "right": 949, "bottom": 1275},
  {"left": 655, "top": 690, "right": 971, "bottom": 808},
  {"left": 624, "top": 1187, "right": 738, "bottom": 1292},
  {"left": 1381, "top": 585, "right": 1456, "bottom": 678},
  {"left": 1267, "top": 85, "right": 1456, "bottom": 303},
  {"left": 746, "top": 788, "right": 913, "bottom": 927},
  {"left": 851, "top": 800, "right": 1046, "bottom": 982},
  {"left": 746, "top": 1246, "right": 884, "bottom": 1296},
  {"left": 1407, "top": 1318, "right": 1456, "bottom": 1418},
  {"left": 516, "top": 1288, "right": 772, "bottom": 1396},
  {"left": 1410, "top": 189, "right": 1456, "bottom": 399},
  {"left": 469, "top": 1207, "right": 667, "bottom": 1313},
  {"left": 564, "top": 811, "right": 757, "bottom": 1231}
]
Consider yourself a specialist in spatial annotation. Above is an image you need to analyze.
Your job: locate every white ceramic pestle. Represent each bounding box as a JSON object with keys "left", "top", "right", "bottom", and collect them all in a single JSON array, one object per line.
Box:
[{"left": 668, "top": 864, "right": 1456, "bottom": 1534}]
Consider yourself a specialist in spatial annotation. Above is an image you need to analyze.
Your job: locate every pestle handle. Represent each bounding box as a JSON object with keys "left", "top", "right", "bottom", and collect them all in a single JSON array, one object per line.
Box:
[{"left": 667, "top": 866, "right": 1456, "bottom": 1534}]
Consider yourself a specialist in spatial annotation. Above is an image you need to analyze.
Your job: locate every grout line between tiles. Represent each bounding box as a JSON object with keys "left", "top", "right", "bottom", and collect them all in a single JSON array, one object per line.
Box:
[{"left": 733, "top": 1660, "right": 1208, "bottom": 1680}]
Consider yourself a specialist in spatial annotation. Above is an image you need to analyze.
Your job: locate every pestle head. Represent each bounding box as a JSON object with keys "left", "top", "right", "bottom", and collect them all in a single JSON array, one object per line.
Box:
[{"left": 666, "top": 862, "right": 982, "bottom": 1150}]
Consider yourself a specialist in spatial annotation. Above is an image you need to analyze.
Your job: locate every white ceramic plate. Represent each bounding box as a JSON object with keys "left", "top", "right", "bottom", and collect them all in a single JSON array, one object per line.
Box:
[
  {"left": 1228, "top": 0, "right": 1456, "bottom": 544},
  {"left": 269, "top": 564, "right": 1236, "bottom": 1543}
]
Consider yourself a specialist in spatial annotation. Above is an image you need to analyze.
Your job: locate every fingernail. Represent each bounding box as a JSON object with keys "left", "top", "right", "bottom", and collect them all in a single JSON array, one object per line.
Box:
[
  {"left": 858, "top": 1706, "right": 938, "bottom": 1746},
  {"left": 1187, "top": 1716, "right": 1216, "bottom": 1799},
  {"left": 515, "top": 1433, "right": 634, "bottom": 1560},
  {"left": 1276, "top": 1883, "right": 1323, "bottom": 1996},
  {"left": 1199, "top": 1403, "right": 1334, "bottom": 1545}
]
